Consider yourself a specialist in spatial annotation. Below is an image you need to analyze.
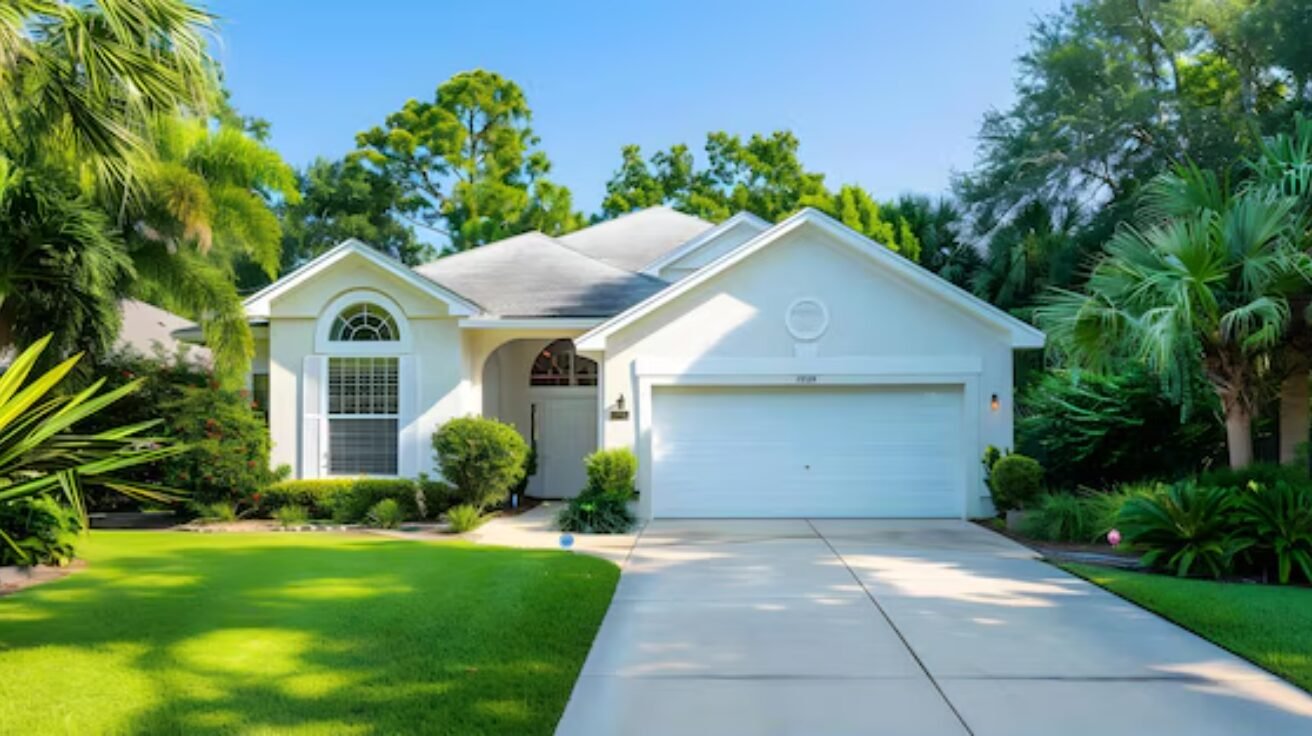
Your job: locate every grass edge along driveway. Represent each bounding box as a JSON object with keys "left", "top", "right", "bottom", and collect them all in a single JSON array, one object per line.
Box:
[
  {"left": 0, "top": 531, "right": 619, "bottom": 735},
  {"left": 1062, "top": 562, "right": 1312, "bottom": 693}
]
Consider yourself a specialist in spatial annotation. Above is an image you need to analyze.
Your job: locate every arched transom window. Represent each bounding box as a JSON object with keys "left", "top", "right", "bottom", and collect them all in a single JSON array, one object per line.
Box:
[
  {"left": 329, "top": 303, "right": 399, "bottom": 342},
  {"left": 530, "top": 339, "right": 597, "bottom": 387}
]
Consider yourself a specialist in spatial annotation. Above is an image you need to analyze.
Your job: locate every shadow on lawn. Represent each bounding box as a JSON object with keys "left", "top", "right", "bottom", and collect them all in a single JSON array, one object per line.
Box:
[{"left": 0, "top": 535, "right": 619, "bottom": 735}]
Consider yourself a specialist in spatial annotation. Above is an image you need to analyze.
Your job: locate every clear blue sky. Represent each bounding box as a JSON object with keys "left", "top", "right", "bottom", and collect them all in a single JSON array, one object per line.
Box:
[{"left": 210, "top": 1, "right": 1062, "bottom": 214}]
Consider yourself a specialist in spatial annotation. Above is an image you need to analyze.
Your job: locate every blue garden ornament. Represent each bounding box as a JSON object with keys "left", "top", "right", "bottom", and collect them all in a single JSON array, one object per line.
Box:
[{"left": 559, "top": 532, "right": 575, "bottom": 550}]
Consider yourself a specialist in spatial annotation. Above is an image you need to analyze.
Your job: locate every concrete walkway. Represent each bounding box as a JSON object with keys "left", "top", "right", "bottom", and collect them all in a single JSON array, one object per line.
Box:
[{"left": 555, "top": 519, "right": 1312, "bottom": 736}]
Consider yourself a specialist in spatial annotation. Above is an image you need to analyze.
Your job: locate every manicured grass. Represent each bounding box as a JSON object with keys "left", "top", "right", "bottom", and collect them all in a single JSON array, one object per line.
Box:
[
  {"left": 1063, "top": 563, "right": 1312, "bottom": 691},
  {"left": 0, "top": 532, "right": 619, "bottom": 735}
]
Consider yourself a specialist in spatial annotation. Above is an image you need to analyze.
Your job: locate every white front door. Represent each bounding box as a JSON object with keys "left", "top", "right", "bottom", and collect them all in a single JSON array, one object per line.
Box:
[
  {"left": 530, "top": 390, "right": 598, "bottom": 498},
  {"left": 650, "top": 385, "right": 965, "bottom": 518}
]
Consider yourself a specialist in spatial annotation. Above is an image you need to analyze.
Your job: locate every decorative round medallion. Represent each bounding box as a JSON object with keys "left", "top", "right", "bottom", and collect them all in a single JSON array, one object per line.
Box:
[{"left": 785, "top": 298, "right": 829, "bottom": 341}]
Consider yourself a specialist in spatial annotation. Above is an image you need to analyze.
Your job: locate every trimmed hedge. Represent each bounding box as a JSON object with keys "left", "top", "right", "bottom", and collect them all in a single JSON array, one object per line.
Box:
[{"left": 258, "top": 478, "right": 421, "bottom": 522}]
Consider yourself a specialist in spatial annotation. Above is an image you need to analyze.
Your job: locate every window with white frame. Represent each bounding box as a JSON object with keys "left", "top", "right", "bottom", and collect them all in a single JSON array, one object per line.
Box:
[
  {"left": 327, "top": 356, "right": 399, "bottom": 475},
  {"left": 530, "top": 339, "right": 597, "bottom": 386}
]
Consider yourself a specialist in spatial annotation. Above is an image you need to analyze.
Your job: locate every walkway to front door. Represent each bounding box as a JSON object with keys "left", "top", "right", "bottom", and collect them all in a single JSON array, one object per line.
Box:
[{"left": 556, "top": 519, "right": 1312, "bottom": 736}]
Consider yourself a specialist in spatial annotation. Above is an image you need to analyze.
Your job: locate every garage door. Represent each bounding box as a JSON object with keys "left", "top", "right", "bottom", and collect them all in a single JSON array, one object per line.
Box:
[{"left": 651, "top": 385, "right": 964, "bottom": 518}]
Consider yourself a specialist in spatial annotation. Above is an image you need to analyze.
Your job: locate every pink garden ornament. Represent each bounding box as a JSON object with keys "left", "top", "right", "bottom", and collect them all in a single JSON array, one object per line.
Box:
[{"left": 1107, "top": 529, "right": 1122, "bottom": 547}]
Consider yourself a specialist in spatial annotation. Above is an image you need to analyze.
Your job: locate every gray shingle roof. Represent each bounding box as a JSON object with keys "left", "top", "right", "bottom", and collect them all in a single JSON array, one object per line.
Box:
[
  {"left": 558, "top": 207, "right": 713, "bottom": 271},
  {"left": 414, "top": 232, "right": 671, "bottom": 317}
]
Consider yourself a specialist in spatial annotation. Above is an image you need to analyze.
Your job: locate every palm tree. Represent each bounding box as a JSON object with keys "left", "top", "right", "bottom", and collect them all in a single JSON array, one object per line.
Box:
[
  {"left": 118, "top": 116, "right": 298, "bottom": 381},
  {"left": 1249, "top": 116, "right": 1312, "bottom": 464},
  {"left": 1039, "top": 166, "right": 1310, "bottom": 468}
]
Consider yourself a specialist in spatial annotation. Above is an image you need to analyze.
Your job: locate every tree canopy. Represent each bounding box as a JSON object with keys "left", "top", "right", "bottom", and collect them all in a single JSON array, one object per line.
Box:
[{"left": 354, "top": 69, "right": 583, "bottom": 252}]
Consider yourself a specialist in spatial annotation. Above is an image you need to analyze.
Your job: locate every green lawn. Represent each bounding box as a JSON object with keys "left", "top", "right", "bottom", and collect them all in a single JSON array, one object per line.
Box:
[
  {"left": 0, "top": 532, "right": 619, "bottom": 735},
  {"left": 1063, "top": 563, "right": 1312, "bottom": 691}
]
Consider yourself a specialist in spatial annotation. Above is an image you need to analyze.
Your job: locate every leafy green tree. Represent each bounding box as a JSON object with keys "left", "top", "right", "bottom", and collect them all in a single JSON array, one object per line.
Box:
[
  {"left": 1039, "top": 165, "right": 1310, "bottom": 468},
  {"left": 599, "top": 130, "right": 920, "bottom": 257},
  {"left": 968, "top": 199, "right": 1084, "bottom": 320},
  {"left": 955, "top": 0, "right": 1312, "bottom": 317},
  {"left": 354, "top": 69, "right": 583, "bottom": 252},
  {"left": 277, "top": 157, "right": 431, "bottom": 274}
]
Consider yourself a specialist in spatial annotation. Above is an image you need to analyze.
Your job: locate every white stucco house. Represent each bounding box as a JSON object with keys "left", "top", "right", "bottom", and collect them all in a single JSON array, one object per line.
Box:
[{"left": 220, "top": 206, "right": 1044, "bottom": 520}]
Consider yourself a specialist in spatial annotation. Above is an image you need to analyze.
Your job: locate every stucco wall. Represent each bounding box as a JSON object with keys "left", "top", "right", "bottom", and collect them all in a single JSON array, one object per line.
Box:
[
  {"left": 265, "top": 255, "right": 469, "bottom": 478},
  {"left": 598, "top": 226, "right": 1019, "bottom": 517}
]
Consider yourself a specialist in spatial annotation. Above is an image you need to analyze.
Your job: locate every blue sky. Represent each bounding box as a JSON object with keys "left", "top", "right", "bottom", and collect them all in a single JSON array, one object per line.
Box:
[{"left": 210, "top": 1, "right": 1062, "bottom": 214}]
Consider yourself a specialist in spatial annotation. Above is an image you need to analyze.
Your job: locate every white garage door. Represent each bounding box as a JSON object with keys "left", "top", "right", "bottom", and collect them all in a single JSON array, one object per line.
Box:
[{"left": 651, "top": 385, "right": 964, "bottom": 518}]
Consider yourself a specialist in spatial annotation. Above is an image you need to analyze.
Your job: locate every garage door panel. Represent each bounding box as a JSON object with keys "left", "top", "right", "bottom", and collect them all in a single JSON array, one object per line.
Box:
[{"left": 651, "top": 386, "right": 963, "bottom": 518}]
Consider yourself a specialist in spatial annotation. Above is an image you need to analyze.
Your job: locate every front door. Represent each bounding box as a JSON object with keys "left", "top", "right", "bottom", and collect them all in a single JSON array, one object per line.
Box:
[{"left": 530, "top": 390, "right": 597, "bottom": 498}]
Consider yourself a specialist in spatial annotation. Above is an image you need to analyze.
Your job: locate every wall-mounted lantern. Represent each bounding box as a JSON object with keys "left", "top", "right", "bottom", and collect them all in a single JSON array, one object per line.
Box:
[
  {"left": 990, "top": 393, "right": 1001, "bottom": 412},
  {"left": 610, "top": 393, "right": 630, "bottom": 421}
]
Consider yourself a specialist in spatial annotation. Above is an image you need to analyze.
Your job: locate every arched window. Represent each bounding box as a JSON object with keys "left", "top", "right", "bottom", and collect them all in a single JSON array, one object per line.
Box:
[
  {"left": 329, "top": 303, "right": 399, "bottom": 342},
  {"left": 530, "top": 339, "right": 597, "bottom": 387}
]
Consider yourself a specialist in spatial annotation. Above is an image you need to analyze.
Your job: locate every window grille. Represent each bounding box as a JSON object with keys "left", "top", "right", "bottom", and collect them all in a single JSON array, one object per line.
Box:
[
  {"left": 329, "top": 303, "right": 399, "bottom": 342},
  {"left": 327, "top": 357, "right": 399, "bottom": 475}
]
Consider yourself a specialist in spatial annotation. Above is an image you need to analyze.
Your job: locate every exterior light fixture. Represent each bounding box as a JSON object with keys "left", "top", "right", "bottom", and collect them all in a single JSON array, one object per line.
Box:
[
  {"left": 990, "top": 394, "right": 1001, "bottom": 412},
  {"left": 616, "top": 394, "right": 626, "bottom": 412}
]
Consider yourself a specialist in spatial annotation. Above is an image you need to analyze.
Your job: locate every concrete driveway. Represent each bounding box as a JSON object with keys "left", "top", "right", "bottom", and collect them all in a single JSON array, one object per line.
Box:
[{"left": 555, "top": 519, "right": 1312, "bottom": 736}]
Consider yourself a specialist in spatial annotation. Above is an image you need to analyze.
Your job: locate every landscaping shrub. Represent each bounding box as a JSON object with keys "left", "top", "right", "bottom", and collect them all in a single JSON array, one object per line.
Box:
[
  {"left": 334, "top": 478, "right": 420, "bottom": 523},
  {"left": 557, "top": 493, "right": 635, "bottom": 534},
  {"left": 989, "top": 454, "right": 1044, "bottom": 512},
  {"left": 1232, "top": 481, "right": 1312, "bottom": 584},
  {"left": 259, "top": 479, "right": 354, "bottom": 518},
  {"left": 417, "top": 473, "right": 453, "bottom": 519},
  {"left": 0, "top": 494, "right": 82, "bottom": 566},
  {"left": 1087, "top": 482, "right": 1165, "bottom": 541},
  {"left": 446, "top": 504, "right": 485, "bottom": 533},
  {"left": 367, "top": 499, "right": 405, "bottom": 529},
  {"left": 1118, "top": 481, "right": 1242, "bottom": 578},
  {"left": 82, "top": 348, "right": 278, "bottom": 511},
  {"left": 191, "top": 501, "right": 238, "bottom": 524},
  {"left": 431, "top": 417, "right": 529, "bottom": 511},
  {"left": 272, "top": 504, "right": 309, "bottom": 528},
  {"left": 1018, "top": 367, "right": 1223, "bottom": 491},
  {"left": 1199, "top": 462, "right": 1310, "bottom": 493},
  {"left": 1022, "top": 493, "right": 1098, "bottom": 542},
  {"left": 259, "top": 478, "right": 419, "bottom": 522},
  {"left": 583, "top": 448, "right": 637, "bottom": 497}
]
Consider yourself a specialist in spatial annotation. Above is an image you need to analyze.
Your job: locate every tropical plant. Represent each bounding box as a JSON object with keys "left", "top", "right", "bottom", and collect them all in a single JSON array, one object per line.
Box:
[
  {"left": 1117, "top": 481, "right": 1243, "bottom": 578},
  {"left": 1039, "top": 165, "right": 1310, "bottom": 468},
  {"left": 1019, "top": 367, "right": 1224, "bottom": 490},
  {"left": 988, "top": 454, "right": 1044, "bottom": 513},
  {"left": 119, "top": 116, "right": 298, "bottom": 381},
  {"left": 367, "top": 498, "right": 404, "bottom": 529},
  {"left": 556, "top": 492, "right": 634, "bottom": 535},
  {"left": 0, "top": 336, "right": 183, "bottom": 561},
  {"left": 1232, "top": 481, "right": 1312, "bottom": 584},
  {"left": 431, "top": 417, "right": 528, "bottom": 511},
  {"left": 0, "top": 493, "right": 82, "bottom": 566},
  {"left": 445, "top": 503, "right": 485, "bottom": 533},
  {"left": 272, "top": 504, "right": 308, "bottom": 528},
  {"left": 0, "top": 0, "right": 217, "bottom": 193}
]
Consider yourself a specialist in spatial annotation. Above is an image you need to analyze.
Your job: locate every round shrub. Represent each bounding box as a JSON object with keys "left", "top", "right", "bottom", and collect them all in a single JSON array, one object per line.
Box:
[
  {"left": 583, "top": 448, "right": 637, "bottom": 498},
  {"left": 432, "top": 417, "right": 529, "bottom": 511},
  {"left": 557, "top": 493, "right": 635, "bottom": 534},
  {"left": 990, "top": 454, "right": 1044, "bottom": 512},
  {"left": 367, "top": 499, "right": 404, "bottom": 529}
]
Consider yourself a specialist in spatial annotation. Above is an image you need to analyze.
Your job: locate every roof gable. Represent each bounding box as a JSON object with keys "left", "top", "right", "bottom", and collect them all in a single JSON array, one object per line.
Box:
[
  {"left": 245, "top": 239, "right": 478, "bottom": 318},
  {"left": 577, "top": 208, "right": 1046, "bottom": 351}
]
